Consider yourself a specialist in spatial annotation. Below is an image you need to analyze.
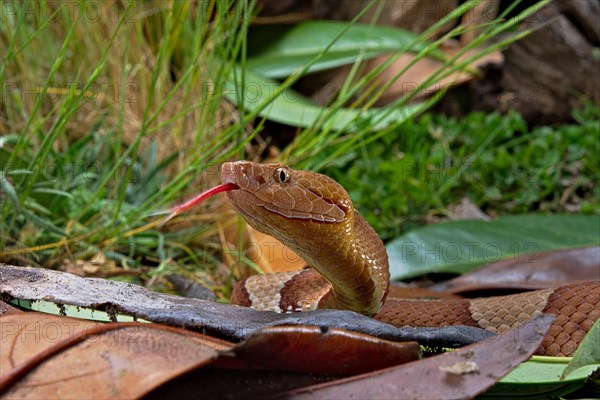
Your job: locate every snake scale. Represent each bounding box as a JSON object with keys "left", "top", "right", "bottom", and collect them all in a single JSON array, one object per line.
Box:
[{"left": 177, "top": 161, "right": 599, "bottom": 357}]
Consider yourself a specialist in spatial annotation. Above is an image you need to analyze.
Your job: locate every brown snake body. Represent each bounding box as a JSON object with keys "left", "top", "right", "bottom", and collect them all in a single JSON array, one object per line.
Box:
[{"left": 178, "top": 161, "right": 599, "bottom": 357}]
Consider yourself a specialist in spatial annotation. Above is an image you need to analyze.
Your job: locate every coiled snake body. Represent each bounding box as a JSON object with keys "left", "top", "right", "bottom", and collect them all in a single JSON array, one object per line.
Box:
[{"left": 183, "top": 161, "right": 599, "bottom": 357}]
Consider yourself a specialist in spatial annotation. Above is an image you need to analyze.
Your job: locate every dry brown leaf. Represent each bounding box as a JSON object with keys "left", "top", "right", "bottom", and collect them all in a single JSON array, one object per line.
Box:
[
  {"left": 432, "top": 246, "right": 600, "bottom": 294},
  {"left": 0, "top": 300, "right": 22, "bottom": 316},
  {"left": 365, "top": 40, "right": 503, "bottom": 105},
  {"left": 0, "top": 313, "right": 231, "bottom": 399},
  {"left": 278, "top": 315, "right": 554, "bottom": 399},
  {"left": 447, "top": 197, "right": 491, "bottom": 221},
  {"left": 246, "top": 226, "right": 307, "bottom": 273},
  {"left": 216, "top": 325, "right": 420, "bottom": 375},
  {"left": 60, "top": 253, "right": 138, "bottom": 278},
  {"left": 221, "top": 212, "right": 305, "bottom": 275}
]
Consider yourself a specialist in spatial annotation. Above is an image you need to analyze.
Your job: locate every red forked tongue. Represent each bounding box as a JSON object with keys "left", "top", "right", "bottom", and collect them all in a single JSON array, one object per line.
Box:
[{"left": 160, "top": 182, "right": 239, "bottom": 226}]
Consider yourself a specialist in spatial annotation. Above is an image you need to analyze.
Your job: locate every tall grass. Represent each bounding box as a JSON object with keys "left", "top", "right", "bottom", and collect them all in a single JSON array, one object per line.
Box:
[
  {"left": 0, "top": 0, "right": 550, "bottom": 296},
  {"left": 0, "top": 2, "right": 251, "bottom": 284}
]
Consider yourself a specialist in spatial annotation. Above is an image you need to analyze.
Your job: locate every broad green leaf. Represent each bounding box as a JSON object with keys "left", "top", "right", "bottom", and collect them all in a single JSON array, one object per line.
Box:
[
  {"left": 388, "top": 214, "right": 600, "bottom": 280},
  {"left": 226, "top": 69, "right": 425, "bottom": 130},
  {"left": 483, "top": 356, "right": 598, "bottom": 398},
  {"left": 562, "top": 319, "right": 600, "bottom": 379},
  {"left": 247, "top": 21, "right": 432, "bottom": 78}
]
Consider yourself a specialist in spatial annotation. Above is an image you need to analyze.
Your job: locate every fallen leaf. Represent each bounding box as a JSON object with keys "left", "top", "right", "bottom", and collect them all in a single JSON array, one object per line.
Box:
[
  {"left": 277, "top": 315, "right": 555, "bottom": 399},
  {"left": 245, "top": 226, "right": 306, "bottom": 273},
  {"left": 0, "top": 300, "right": 22, "bottom": 315},
  {"left": 363, "top": 40, "right": 504, "bottom": 105},
  {"left": 0, "top": 313, "right": 230, "bottom": 399},
  {"left": 438, "top": 360, "right": 480, "bottom": 375},
  {"left": 221, "top": 211, "right": 306, "bottom": 275},
  {"left": 431, "top": 246, "right": 600, "bottom": 294},
  {"left": 447, "top": 197, "right": 491, "bottom": 221},
  {"left": 387, "top": 214, "right": 600, "bottom": 281},
  {"left": 218, "top": 325, "right": 420, "bottom": 375}
]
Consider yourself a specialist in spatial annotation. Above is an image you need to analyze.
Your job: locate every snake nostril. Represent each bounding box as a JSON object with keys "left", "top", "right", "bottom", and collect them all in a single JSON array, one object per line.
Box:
[{"left": 257, "top": 176, "right": 266, "bottom": 184}]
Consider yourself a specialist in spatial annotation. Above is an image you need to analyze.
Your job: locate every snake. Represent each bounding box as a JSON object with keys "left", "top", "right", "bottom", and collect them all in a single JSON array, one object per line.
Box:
[{"left": 171, "top": 161, "right": 599, "bottom": 357}]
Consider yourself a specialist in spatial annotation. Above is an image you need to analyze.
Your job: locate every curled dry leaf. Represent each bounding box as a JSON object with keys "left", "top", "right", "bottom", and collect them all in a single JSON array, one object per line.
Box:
[
  {"left": 431, "top": 246, "right": 600, "bottom": 294},
  {"left": 0, "top": 268, "right": 557, "bottom": 399},
  {"left": 278, "top": 315, "right": 555, "bottom": 400},
  {"left": 216, "top": 325, "right": 420, "bottom": 375},
  {"left": 363, "top": 40, "right": 503, "bottom": 106},
  {"left": 0, "top": 313, "right": 232, "bottom": 399}
]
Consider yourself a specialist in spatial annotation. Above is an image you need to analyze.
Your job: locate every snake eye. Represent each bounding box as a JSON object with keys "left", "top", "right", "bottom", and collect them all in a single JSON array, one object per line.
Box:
[{"left": 274, "top": 167, "right": 291, "bottom": 183}]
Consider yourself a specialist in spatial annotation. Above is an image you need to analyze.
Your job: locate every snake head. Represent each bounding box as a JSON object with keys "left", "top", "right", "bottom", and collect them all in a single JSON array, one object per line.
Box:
[{"left": 221, "top": 161, "right": 352, "bottom": 225}]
